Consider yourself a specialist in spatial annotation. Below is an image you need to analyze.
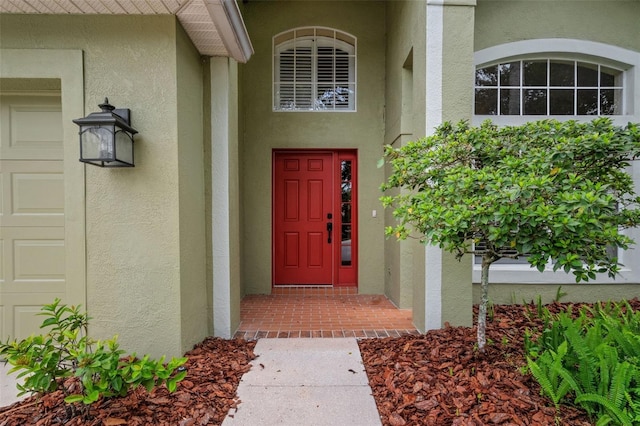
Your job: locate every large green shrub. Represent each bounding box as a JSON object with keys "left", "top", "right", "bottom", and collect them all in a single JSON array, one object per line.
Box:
[
  {"left": 525, "top": 301, "right": 640, "bottom": 425},
  {"left": 0, "top": 299, "right": 187, "bottom": 417},
  {"left": 381, "top": 118, "right": 640, "bottom": 350}
]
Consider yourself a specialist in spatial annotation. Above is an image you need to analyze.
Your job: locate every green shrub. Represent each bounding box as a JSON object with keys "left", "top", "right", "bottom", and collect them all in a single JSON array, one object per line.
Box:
[
  {"left": 525, "top": 300, "right": 640, "bottom": 425},
  {"left": 0, "top": 299, "right": 187, "bottom": 417}
]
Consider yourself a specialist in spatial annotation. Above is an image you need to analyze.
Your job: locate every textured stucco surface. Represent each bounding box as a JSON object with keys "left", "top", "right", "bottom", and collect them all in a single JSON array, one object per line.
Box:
[
  {"left": 475, "top": 0, "right": 640, "bottom": 53},
  {"left": 438, "top": 3, "right": 476, "bottom": 329},
  {"left": 239, "top": 1, "right": 386, "bottom": 295},
  {"left": 176, "top": 23, "right": 209, "bottom": 352},
  {"left": 0, "top": 14, "right": 208, "bottom": 359},
  {"left": 384, "top": 0, "right": 424, "bottom": 311},
  {"left": 474, "top": 283, "right": 640, "bottom": 307},
  {"left": 389, "top": 0, "right": 429, "bottom": 329},
  {"left": 0, "top": 78, "right": 61, "bottom": 92}
]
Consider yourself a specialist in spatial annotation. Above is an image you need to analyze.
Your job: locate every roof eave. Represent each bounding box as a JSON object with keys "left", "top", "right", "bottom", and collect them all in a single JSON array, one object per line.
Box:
[
  {"left": 0, "top": 0, "right": 253, "bottom": 62},
  {"left": 205, "top": 0, "right": 254, "bottom": 63}
]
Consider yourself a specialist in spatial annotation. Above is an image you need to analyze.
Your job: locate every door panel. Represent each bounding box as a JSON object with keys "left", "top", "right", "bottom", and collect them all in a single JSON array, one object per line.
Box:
[
  {"left": 284, "top": 232, "right": 299, "bottom": 267},
  {"left": 307, "top": 232, "right": 324, "bottom": 267},
  {"left": 274, "top": 153, "right": 333, "bottom": 284}
]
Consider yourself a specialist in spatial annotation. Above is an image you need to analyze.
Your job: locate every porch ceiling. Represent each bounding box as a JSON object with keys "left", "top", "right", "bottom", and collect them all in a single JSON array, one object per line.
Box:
[{"left": 0, "top": 0, "right": 253, "bottom": 62}]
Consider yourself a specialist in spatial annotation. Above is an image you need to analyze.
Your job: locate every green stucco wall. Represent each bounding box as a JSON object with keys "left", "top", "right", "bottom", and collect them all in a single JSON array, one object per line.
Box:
[
  {"left": 0, "top": 14, "right": 208, "bottom": 359},
  {"left": 474, "top": 283, "right": 640, "bottom": 307},
  {"left": 438, "top": 2, "right": 476, "bottom": 329},
  {"left": 239, "top": 1, "right": 386, "bottom": 295},
  {"left": 384, "top": 1, "right": 427, "bottom": 312},
  {"left": 176, "top": 24, "right": 209, "bottom": 351},
  {"left": 0, "top": 78, "right": 61, "bottom": 92},
  {"left": 475, "top": 0, "right": 640, "bottom": 52}
]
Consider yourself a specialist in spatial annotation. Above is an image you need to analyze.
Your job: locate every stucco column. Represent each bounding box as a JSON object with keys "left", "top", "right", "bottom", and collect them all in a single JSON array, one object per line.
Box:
[
  {"left": 210, "top": 57, "right": 241, "bottom": 338},
  {"left": 422, "top": 0, "right": 476, "bottom": 331}
]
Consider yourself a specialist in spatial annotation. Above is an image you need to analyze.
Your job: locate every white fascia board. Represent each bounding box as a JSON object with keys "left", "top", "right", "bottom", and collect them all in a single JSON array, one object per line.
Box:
[{"left": 205, "top": 0, "right": 254, "bottom": 63}]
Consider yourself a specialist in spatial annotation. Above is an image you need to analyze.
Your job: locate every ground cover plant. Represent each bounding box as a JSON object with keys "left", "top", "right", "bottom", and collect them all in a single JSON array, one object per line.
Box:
[
  {"left": 381, "top": 118, "right": 640, "bottom": 350},
  {"left": 525, "top": 300, "right": 640, "bottom": 425}
]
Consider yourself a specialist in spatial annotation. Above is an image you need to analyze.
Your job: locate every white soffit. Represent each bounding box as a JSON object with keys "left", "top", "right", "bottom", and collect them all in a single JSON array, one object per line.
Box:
[{"left": 0, "top": 0, "right": 253, "bottom": 62}]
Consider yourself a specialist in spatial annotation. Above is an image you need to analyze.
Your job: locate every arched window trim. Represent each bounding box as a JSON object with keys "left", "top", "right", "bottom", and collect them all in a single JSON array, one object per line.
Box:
[
  {"left": 471, "top": 39, "right": 640, "bottom": 285},
  {"left": 473, "top": 39, "right": 640, "bottom": 126},
  {"left": 273, "top": 26, "right": 357, "bottom": 112}
]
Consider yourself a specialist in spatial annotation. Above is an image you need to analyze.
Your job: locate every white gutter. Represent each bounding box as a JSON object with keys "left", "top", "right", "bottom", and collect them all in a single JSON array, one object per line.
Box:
[{"left": 206, "top": 0, "right": 254, "bottom": 63}]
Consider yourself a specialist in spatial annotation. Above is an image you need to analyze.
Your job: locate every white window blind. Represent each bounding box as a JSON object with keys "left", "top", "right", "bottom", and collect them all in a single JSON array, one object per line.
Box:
[{"left": 274, "top": 27, "right": 356, "bottom": 111}]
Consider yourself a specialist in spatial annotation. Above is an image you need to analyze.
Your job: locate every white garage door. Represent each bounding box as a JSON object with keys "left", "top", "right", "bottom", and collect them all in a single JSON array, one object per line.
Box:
[{"left": 0, "top": 94, "right": 66, "bottom": 341}]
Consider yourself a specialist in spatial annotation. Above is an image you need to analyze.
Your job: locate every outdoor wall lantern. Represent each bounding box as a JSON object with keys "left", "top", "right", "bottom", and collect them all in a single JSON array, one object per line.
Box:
[{"left": 73, "top": 98, "right": 138, "bottom": 167}]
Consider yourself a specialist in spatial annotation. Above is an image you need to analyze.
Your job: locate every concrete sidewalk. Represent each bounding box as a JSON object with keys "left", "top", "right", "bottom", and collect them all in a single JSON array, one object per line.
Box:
[
  {"left": 222, "top": 338, "right": 382, "bottom": 426},
  {"left": 1, "top": 361, "right": 25, "bottom": 407}
]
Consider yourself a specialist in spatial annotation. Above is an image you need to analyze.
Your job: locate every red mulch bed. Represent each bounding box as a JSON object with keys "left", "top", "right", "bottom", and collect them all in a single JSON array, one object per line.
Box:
[
  {"left": 0, "top": 338, "right": 256, "bottom": 426},
  {"left": 359, "top": 300, "right": 640, "bottom": 426},
  {"left": 2, "top": 300, "right": 638, "bottom": 425}
]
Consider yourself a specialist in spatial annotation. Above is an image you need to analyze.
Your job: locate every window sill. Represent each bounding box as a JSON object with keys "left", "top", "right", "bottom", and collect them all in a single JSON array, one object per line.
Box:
[
  {"left": 272, "top": 109, "right": 357, "bottom": 113},
  {"left": 471, "top": 263, "right": 638, "bottom": 284},
  {"left": 472, "top": 115, "right": 638, "bottom": 127}
]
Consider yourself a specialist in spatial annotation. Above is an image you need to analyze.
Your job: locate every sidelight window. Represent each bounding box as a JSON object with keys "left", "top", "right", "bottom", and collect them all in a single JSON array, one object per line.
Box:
[{"left": 340, "top": 159, "right": 353, "bottom": 266}]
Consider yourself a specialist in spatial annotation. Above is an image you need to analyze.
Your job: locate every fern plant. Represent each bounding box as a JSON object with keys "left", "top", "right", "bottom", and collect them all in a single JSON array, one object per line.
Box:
[
  {"left": 526, "top": 340, "right": 581, "bottom": 409},
  {"left": 525, "top": 300, "right": 640, "bottom": 426},
  {"left": 625, "top": 385, "right": 640, "bottom": 424}
]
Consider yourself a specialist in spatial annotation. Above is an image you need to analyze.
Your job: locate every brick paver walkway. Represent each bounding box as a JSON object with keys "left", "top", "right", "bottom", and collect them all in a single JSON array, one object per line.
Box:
[{"left": 233, "top": 289, "right": 417, "bottom": 339}]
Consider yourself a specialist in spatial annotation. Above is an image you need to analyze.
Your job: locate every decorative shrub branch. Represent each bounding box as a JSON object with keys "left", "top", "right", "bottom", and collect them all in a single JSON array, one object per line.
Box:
[{"left": 0, "top": 299, "right": 187, "bottom": 418}]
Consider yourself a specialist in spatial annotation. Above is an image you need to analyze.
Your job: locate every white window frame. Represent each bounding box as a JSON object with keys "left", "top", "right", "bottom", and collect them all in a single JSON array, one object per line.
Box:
[
  {"left": 472, "top": 39, "right": 640, "bottom": 284},
  {"left": 475, "top": 59, "right": 625, "bottom": 116},
  {"left": 273, "top": 27, "right": 357, "bottom": 112}
]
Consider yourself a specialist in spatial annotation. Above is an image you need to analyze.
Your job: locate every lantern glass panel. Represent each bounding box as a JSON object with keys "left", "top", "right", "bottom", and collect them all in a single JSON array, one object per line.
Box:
[
  {"left": 81, "top": 126, "right": 115, "bottom": 160},
  {"left": 115, "top": 130, "right": 134, "bottom": 165}
]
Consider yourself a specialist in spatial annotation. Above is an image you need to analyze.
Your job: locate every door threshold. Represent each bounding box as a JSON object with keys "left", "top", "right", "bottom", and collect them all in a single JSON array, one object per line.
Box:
[
  {"left": 274, "top": 284, "right": 333, "bottom": 287},
  {"left": 272, "top": 286, "right": 358, "bottom": 296}
]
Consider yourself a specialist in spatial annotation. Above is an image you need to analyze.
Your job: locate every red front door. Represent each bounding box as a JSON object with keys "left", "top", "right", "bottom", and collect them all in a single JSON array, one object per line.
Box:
[
  {"left": 274, "top": 152, "right": 333, "bottom": 285},
  {"left": 273, "top": 151, "right": 357, "bottom": 286}
]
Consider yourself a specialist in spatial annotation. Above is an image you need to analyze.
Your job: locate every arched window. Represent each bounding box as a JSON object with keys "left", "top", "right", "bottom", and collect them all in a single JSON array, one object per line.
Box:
[
  {"left": 273, "top": 27, "right": 356, "bottom": 111},
  {"left": 475, "top": 60, "right": 624, "bottom": 116},
  {"left": 473, "top": 39, "right": 639, "bottom": 126}
]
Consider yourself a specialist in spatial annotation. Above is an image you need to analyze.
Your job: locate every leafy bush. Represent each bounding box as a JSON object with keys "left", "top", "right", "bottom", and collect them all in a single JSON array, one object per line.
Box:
[
  {"left": 0, "top": 299, "right": 187, "bottom": 417},
  {"left": 381, "top": 118, "right": 640, "bottom": 350},
  {"left": 525, "top": 300, "right": 640, "bottom": 425}
]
